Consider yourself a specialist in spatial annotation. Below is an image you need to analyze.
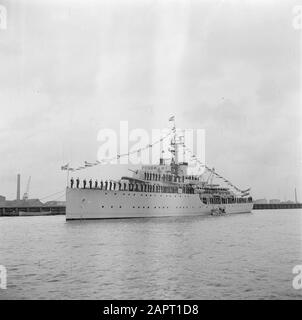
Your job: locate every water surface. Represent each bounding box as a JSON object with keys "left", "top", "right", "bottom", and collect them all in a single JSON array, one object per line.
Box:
[{"left": 0, "top": 209, "right": 301, "bottom": 299}]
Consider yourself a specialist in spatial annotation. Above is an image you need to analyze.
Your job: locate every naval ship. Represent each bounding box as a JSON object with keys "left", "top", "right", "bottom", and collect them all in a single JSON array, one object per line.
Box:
[{"left": 66, "top": 119, "right": 253, "bottom": 220}]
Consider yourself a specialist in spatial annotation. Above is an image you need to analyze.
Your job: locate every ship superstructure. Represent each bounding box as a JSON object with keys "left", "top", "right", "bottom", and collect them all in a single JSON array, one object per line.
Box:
[{"left": 65, "top": 118, "right": 253, "bottom": 220}]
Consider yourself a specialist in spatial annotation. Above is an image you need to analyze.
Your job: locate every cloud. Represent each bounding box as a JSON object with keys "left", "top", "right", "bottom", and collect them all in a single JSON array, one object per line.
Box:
[{"left": 0, "top": 0, "right": 300, "bottom": 200}]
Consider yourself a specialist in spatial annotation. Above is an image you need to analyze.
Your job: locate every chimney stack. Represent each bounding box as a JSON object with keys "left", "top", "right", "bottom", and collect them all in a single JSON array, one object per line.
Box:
[
  {"left": 17, "top": 174, "right": 21, "bottom": 201},
  {"left": 295, "top": 188, "right": 298, "bottom": 204}
]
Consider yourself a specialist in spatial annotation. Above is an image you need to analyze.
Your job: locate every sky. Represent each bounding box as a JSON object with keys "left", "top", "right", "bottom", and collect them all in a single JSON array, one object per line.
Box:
[{"left": 0, "top": 0, "right": 301, "bottom": 201}]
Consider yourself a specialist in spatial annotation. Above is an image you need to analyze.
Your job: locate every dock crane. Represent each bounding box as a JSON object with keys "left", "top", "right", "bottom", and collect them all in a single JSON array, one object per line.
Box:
[{"left": 22, "top": 176, "right": 31, "bottom": 201}]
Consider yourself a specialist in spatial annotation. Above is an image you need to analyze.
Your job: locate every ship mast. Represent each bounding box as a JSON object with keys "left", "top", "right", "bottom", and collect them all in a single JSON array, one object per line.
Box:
[
  {"left": 171, "top": 116, "right": 178, "bottom": 164},
  {"left": 169, "top": 116, "right": 181, "bottom": 176}
]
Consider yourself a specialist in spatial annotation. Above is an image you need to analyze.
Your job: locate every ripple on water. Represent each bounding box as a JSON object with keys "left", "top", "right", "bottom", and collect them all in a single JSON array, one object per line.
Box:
[{"left": 0, "top": 210, "right": 301, "bottom": 299}]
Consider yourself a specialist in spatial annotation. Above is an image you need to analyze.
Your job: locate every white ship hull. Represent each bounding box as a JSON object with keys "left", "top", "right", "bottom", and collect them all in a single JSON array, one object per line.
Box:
[{"left": 66, "top": 188, "right": 253, "bottom": 220}]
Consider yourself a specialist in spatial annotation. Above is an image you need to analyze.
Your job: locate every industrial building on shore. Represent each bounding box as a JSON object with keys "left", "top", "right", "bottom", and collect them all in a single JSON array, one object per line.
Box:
[{"left": 0, "top": 174, "right": 65, "bottom": 216}]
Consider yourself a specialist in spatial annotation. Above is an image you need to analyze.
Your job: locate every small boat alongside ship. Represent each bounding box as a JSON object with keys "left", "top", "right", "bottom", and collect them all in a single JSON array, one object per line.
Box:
[{"left": 65, "top": 118, "right": 253, "bottom": 220}]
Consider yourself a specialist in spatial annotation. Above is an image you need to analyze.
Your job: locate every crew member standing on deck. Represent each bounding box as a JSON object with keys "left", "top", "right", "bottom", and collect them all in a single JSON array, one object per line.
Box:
[
  {"left": 83, "top": 179, "right": 87, "bottom": 189},
  {"left": 89, "top": 178, "right": 92, "bottom": 189},
  {"left": 70, "top": 177, "right": 74, "bottom": 188},
  {"left": 76, "top": 177, "right": 80, "bottom": 188},
  {"left": 95, "top": 179, "right": 98, "bottom": 188}
]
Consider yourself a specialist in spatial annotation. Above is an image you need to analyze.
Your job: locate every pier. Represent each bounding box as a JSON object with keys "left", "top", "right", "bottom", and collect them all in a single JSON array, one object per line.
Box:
[
  {"left": 0, "top": 205, "right": 65, "bottom": 216},
  {"left": 1, "top": 203, "right": 301, "bottom": 217},
  {"left": 252, "top": 203, "right": 302, "bottom": 210}
]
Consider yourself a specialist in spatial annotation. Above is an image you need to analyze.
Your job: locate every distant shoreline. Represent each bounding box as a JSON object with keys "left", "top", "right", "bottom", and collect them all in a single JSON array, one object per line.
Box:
[
  {"left": 253, "top": 203, "right": 302, "bottom": 210},
  {"left": 0, "top": 203, "right": 301, "bottom": 217}
]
